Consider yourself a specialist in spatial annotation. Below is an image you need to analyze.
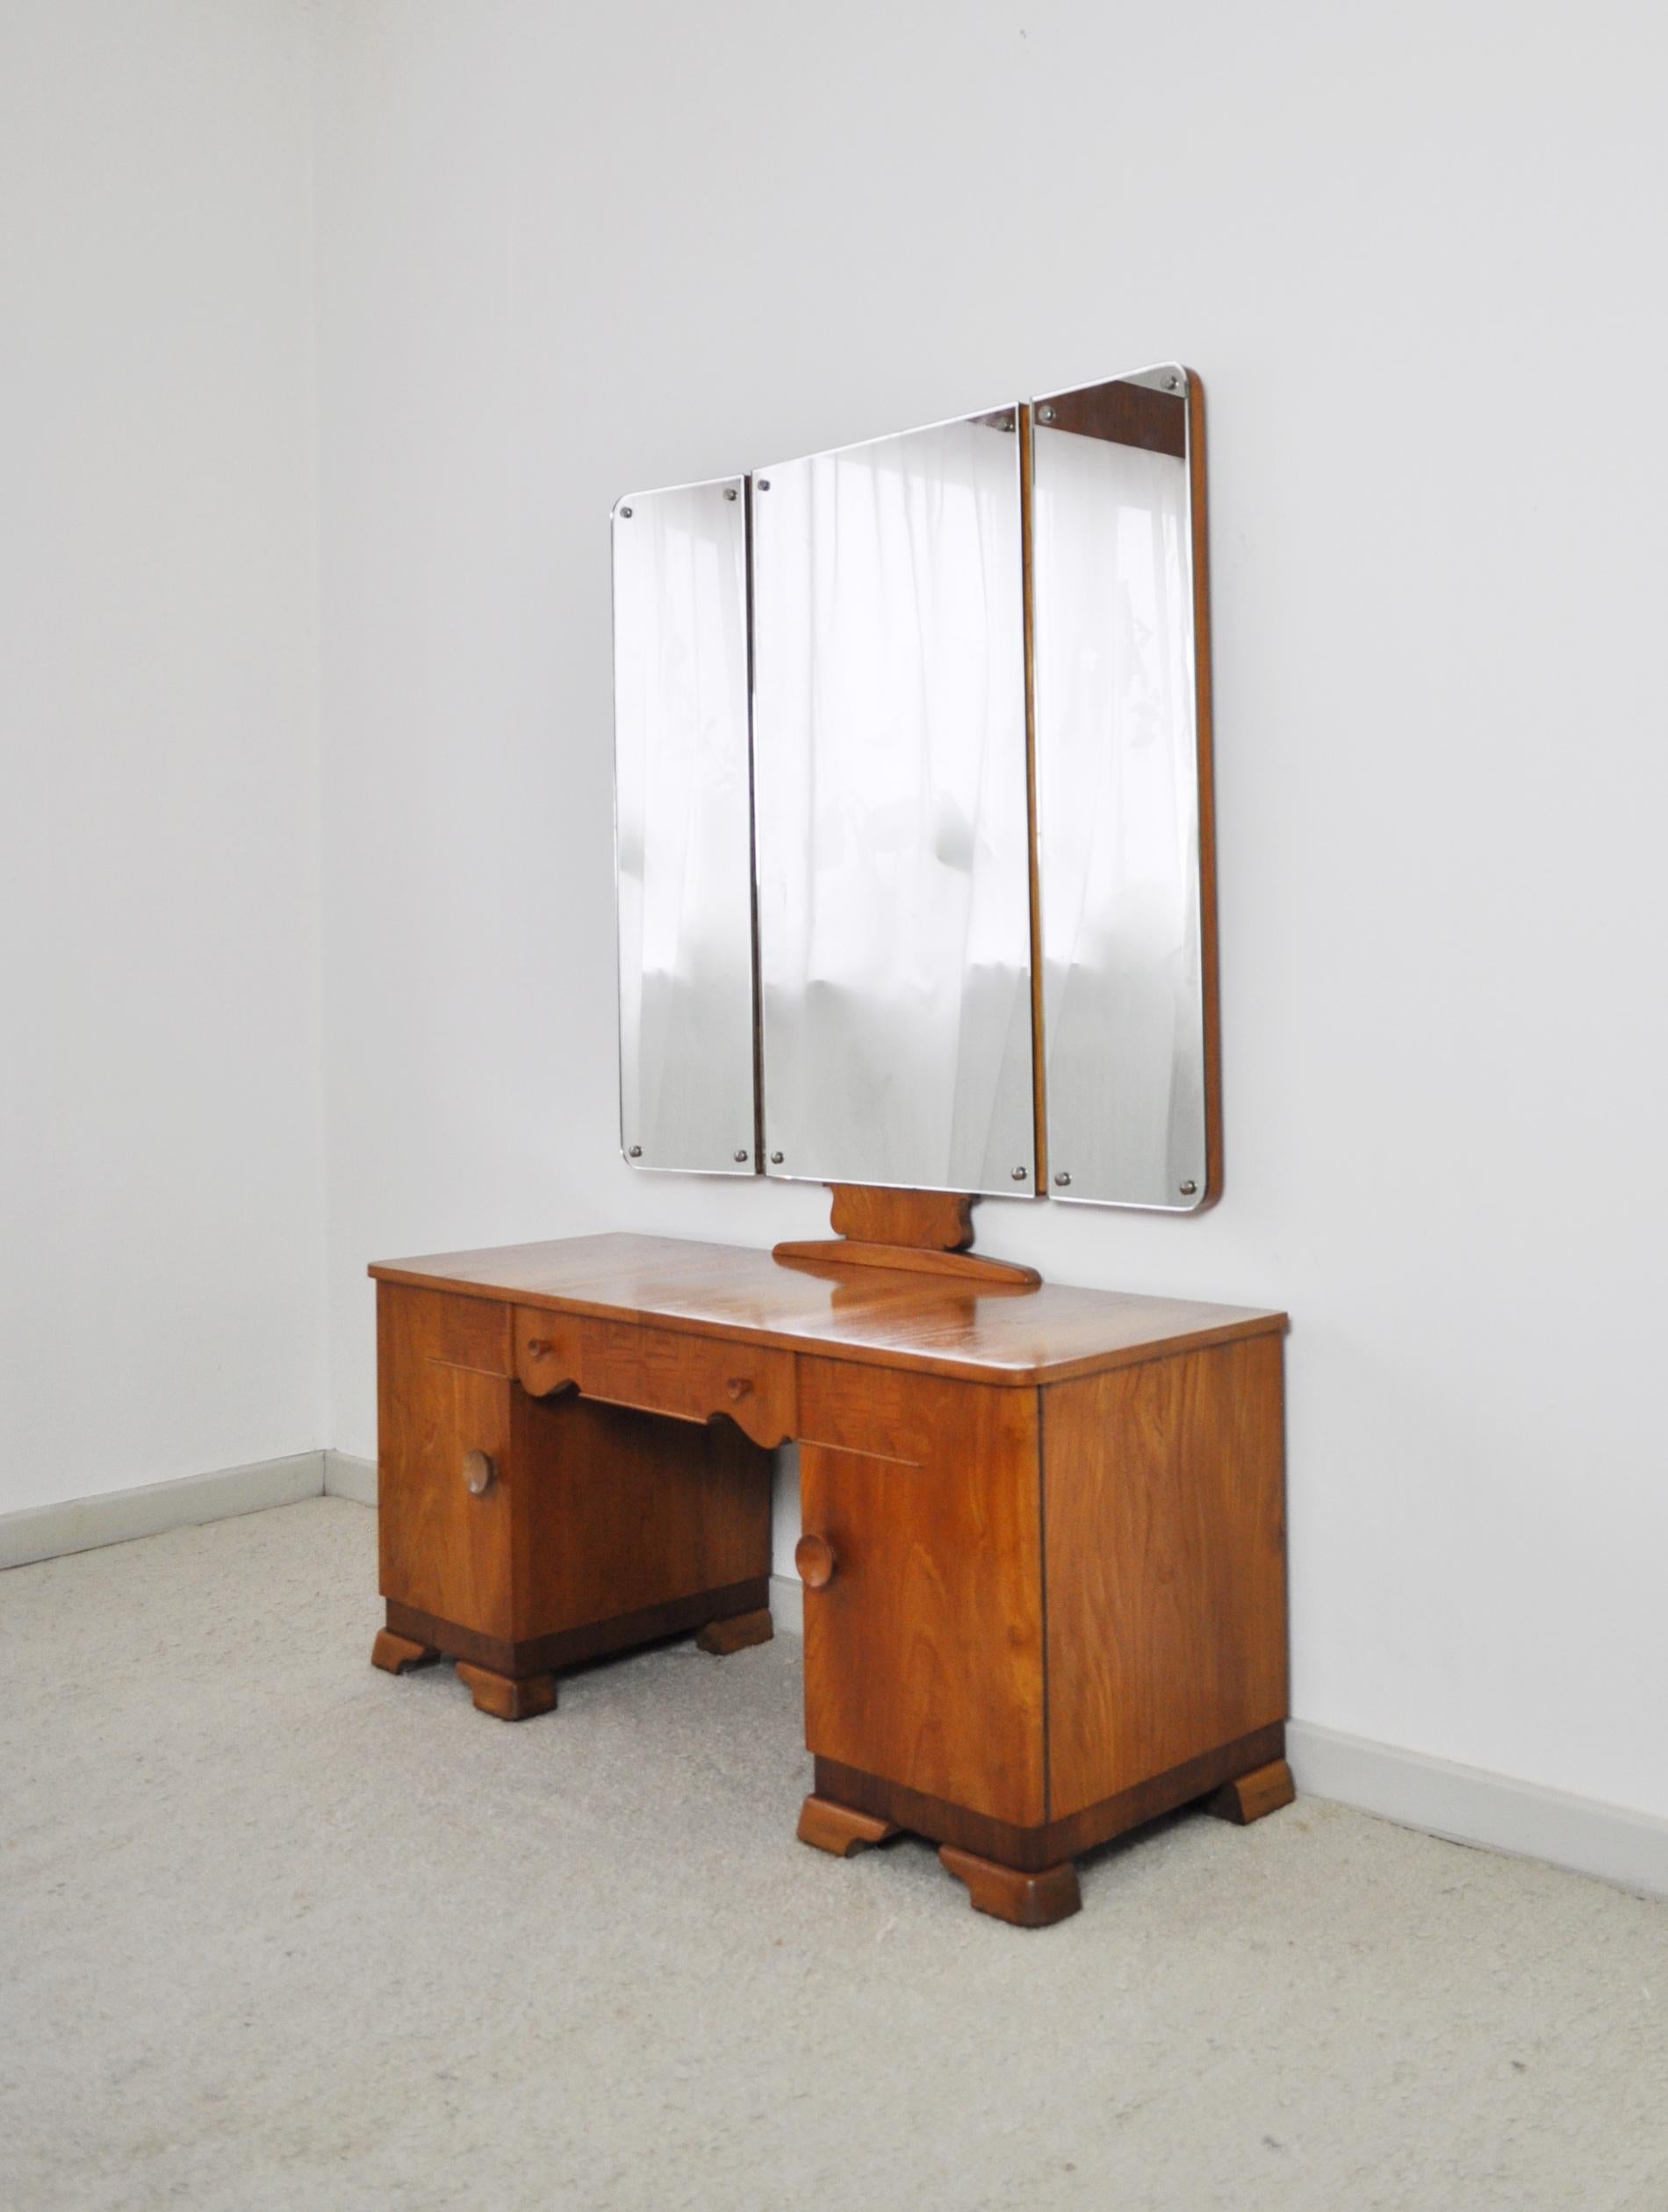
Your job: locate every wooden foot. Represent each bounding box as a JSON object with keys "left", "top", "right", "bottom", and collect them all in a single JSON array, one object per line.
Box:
[
  {"left": 370, "top": 1629, "right": 440, "bottom": 1676},
  {"left": 1205, "top": 1757, "right": 1295, "bottom": 1826},
  {"left": 797, "top": 1794, "right": 901, "bottom": 1858},
  {"left": 695, "top": 1607, "right": 773, "bottom": 1655},
  {"left": 938, "top": 1844, "right": 1082, "bottom": 1928},
  {"left": 455, "top": 1662, "right": 557, "bottom": 1721}
]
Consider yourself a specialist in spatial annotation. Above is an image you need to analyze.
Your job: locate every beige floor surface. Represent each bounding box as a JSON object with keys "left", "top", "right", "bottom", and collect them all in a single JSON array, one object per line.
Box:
[{"left": 2, "top": 1497, "right": 1664, "bottom": 2211}]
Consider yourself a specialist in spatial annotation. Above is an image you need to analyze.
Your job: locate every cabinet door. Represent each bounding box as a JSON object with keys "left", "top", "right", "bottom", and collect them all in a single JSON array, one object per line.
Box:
[
  {"left": 377, "top": 1286, "right": 516, "bottom": 1641},
  {"left": 796, "top": 1362, "right": 1045, "bottom": 1826}
]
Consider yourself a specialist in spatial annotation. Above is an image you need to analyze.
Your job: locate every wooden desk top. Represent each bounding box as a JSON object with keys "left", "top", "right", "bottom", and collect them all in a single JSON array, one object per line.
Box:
[{"left": 370, "top": 1233, "right": 1286, "bottom": 1388}]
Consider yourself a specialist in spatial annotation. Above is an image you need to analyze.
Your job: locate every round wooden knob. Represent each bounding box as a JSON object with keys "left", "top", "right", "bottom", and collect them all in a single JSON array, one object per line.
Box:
[
  {"left": 726, "top": 1376, "right": 753, "bottom": 1402},
  {"left": 462, "top": 1449, "right": 496, "bottom": 1497},
  {"left": 795, "top": 1533, "right": 836, "bottom": 1591}
]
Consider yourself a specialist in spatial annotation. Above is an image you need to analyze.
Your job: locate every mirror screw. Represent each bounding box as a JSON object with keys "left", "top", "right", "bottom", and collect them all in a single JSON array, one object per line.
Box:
[
  {"left": 619, "top": 506, "right": 633, "bottom": 518},
  {"left": 770, "top": 1151, "right": 784, "bottom": 1165},
  {"left": 628, "top": 1145, "right": 643, "bottom": 1158},
  {"left": 1011, "top": 1166, "right": 1028, "bottom": 1181},
  {"left": 1038, "top": 406, "right": 1056, "bottom": 423},
  {"left": 1180, "top": 1180, "right": 1197, "bottom": 1196},
  {"left": 723, "top": 487, "right": 737, "bottom": 499},
  {"left": 1054, "top": 1171, "right": 1071, "bottom": 1188}
]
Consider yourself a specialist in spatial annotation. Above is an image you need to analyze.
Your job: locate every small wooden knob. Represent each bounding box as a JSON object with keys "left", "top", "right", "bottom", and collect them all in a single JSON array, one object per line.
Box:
[
  {"left": 462, "top": 1449, "right": 496, "bottom": 1497},
  {"left": 795, "top": 1533, "right": 835, "bottom": 1591},
  {"left": 524, "top": 1339, "right": 552, "bottom": 1358},
  {"left": 726, "top": 1376, "right": 753, "bottom": 1401}
]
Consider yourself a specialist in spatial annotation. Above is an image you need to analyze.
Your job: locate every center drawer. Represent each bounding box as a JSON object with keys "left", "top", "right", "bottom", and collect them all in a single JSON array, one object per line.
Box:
[{"left": 513, "top": 1308, "right": 795, "bottom": 1449}]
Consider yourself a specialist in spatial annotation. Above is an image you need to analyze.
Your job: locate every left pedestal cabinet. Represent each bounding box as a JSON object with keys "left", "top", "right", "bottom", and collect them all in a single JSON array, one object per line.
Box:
[{"left": 370, "top": 1282, "right": 774, "bottom": 1720}]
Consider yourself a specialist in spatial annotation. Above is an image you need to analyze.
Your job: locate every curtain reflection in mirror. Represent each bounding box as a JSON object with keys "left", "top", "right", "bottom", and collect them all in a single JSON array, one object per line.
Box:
[
  {"left": 753, "top": 418, "right": 1034, "bottom": 1196},
  {"left": 1032, "top": 410, "right": 1206, "bottom": 1205},
  {"left": 613, "top": 480, "right": 756, "bottom": 1173}
]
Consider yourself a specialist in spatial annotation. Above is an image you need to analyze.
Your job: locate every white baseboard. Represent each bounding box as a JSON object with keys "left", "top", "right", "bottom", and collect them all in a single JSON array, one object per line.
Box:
[
  {"left": 770, "top": 1571, "right": 803, "bottom": 1636},
  {"left": 1288, "top": 1720, "right": 1668, "bottom": 1900},
  {"left": 324, "top": 1449, "right": 377, "bottom": 1505},
  {"left": 0, "top": 1451, "right": 325, "bottom": 1572}
]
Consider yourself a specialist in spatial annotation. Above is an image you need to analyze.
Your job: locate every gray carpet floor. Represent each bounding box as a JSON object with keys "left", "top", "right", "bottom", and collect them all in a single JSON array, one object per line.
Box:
[{"left": 2, "top": 1498, "right": 1665, "bottom": 2212}]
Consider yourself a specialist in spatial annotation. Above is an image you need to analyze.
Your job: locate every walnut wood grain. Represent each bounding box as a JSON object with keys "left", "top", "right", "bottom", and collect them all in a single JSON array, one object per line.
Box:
[
  {"left": 694, "top": 1607, "right": 773, "bottom": 1655},
  {"left": 1043, "top": 1335, "right": 1288, "bottom": 1821},
  {"left": 796, "top": 1796, "right": 901, "bottom": 1856},
  {"left": 828, "top": 1186, "right": 974, "bottom": 1250},
  {"left": 1206, "top": 1758, "right": 1295, "bottom": 1825},
  {"left": 377, "top": 1286, "right": 517, "bottom": 1641},
  {"left": 938, "top": 1845, "right": 1081, "bottom": 1928},
  {"left": 371, "top": 1235, "right": 1285, "bottom": 1389},
  {"left": 796, "top": 1359, "right": 1046, "bottom": 1827},
  {"left": 455, "top": 1661, "right": 557, "bottom": 1721}
]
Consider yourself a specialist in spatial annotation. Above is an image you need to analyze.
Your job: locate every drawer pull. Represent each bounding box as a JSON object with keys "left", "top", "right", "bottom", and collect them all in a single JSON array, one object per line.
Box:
[
  {"left": 525, "top": 1339, "right": 552, "bottom": 1358},
  {"left": 462, "top": 1449, "right": 497, "bottom": 1497},
  {"left": 795, "top": 1533, "right": 836, "bottom": 1591},
  {"left": 725, "top": 1376, "right": 753, "bottom": 1402}
]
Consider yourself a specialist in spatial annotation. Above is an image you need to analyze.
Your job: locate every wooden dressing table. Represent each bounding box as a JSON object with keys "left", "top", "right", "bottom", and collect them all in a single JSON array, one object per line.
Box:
[{"left": 368, "top": 1209, "right": 1291, "bottom": 1928}]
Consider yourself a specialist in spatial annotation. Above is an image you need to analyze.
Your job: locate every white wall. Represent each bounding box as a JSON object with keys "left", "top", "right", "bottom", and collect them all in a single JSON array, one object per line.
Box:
[
  {"left": 312, "top": 0, "right": 1663, "bottom": 1830},
  {"left": 0, "top": 1, "right": 326, "bottom": 1510}
]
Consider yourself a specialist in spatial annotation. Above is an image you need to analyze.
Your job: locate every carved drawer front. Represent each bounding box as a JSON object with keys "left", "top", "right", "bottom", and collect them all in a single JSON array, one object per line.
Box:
[{"left": 513, "top": 1309, "right": 794, "bottom": 1449}]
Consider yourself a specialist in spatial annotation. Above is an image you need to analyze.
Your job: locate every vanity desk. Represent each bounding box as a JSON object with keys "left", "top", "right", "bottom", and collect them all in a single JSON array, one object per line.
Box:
[
  {"left": 369, "top": 1210, "right": 1291, "bottom": 1928},
  {"left": 370, "top": 361, "right": 1293, "bottom": 1926}
]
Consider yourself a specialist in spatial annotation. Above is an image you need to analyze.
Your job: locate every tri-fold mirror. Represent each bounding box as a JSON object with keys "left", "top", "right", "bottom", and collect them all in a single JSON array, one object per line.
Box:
[{"left": 611, "top": 363, "right": 1219, "bottom": 1213}]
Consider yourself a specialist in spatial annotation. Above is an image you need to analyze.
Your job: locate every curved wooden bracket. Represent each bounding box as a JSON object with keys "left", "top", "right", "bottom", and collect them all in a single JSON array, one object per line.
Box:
[
  {"left": 514, "top": 1323, "right": 580, "bottom": 1400},
  {"left": 708, "top": 1402, "right": 794, "bottom": 1451},
  {"left": 773, "top": 1185, "right": 1041, "bottom": 1290}
]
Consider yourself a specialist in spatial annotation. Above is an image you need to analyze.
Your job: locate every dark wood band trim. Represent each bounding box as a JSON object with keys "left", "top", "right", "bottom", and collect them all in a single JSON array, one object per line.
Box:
[
  {"left": 815, "top": 1723, "right": 1286, "bottom": 1873},
  {"left": 1035, "top": 379, "right": 1186, "bottom": 457},
  {"left": 385, "top": 1579, "right": 771, "bottom": 1682}
]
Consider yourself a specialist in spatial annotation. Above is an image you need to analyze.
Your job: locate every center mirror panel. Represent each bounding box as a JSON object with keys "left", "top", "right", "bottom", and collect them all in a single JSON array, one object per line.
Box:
[{"left": 751, "top": 412, "right": 1037, "bottom": 1199}]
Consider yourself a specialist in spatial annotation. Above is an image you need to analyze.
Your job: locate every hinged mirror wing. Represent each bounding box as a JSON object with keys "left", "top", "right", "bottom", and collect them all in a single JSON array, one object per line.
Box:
[
  {"left": 611, "top": 475, "right": 759, "bottom": 1176},
  {"left": 1029, "top": 365, "right": 1219, "bottom": 1210}
]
